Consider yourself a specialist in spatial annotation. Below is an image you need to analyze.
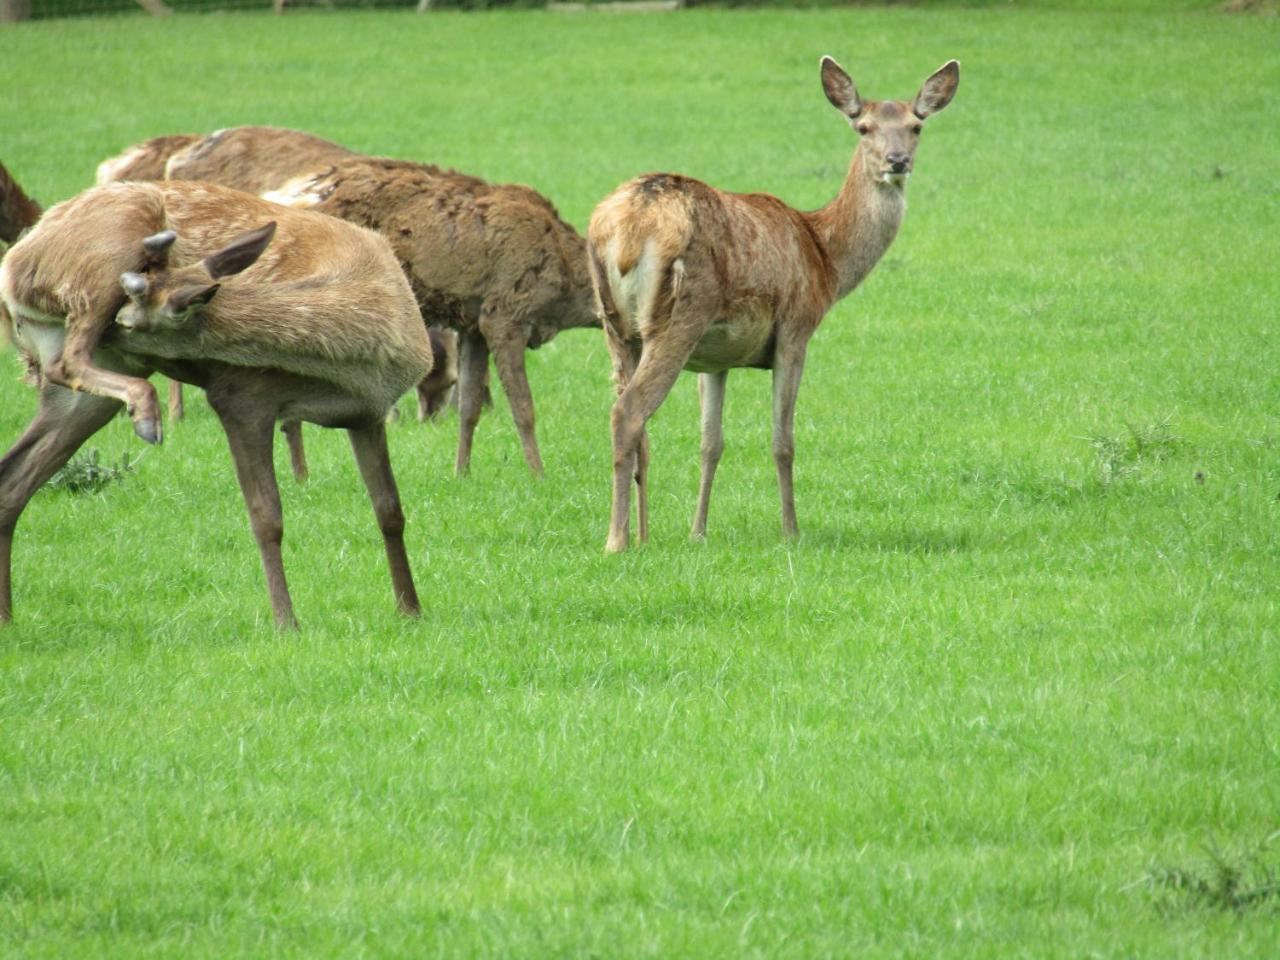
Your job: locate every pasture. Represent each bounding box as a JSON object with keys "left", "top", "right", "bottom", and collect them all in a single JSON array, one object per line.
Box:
[{"left": 1, "top": 4, "right": 1278, "bottom": 956}]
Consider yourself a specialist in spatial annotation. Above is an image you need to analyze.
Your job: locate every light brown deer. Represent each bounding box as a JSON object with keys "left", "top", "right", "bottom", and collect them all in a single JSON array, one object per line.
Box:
[
  {"left": 0, "top": 180, "right": 434, "bottom": 628},
  {"left": 588, "top": 56, "right": 959, "bottom": 551},
  {"left": 96, "top": 126, "right": 461, "bottom": 458},
  {"left": 264, "top": 156, "right": 599, "bottom": 476}
]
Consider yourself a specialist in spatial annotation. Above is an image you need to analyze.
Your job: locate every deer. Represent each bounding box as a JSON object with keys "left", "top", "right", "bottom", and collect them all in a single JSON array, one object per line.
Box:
[
  {"left": 95, "top": 126, "right": 462, "bottom": 465},
  {"left": 0, "top": 179, "right": 435, "bottom": 628},
  {"left": 263, "top": 156, "right": 600, "bottom": 477},
  {"left": 94, "top": 133, "right": 201, "bottom": 186},
  {"left": 587, "top": 56, "right": 959, "bottom": 552},
  {"left": 0, "top": 160, "right": 43, "bottom": 246}
]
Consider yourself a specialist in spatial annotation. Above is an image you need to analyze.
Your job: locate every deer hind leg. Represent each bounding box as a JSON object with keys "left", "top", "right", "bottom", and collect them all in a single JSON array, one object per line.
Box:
[
  {"left": 691, "top": 369, "right": 729, "bottom": 541},
  {"left": 43, "top": 323, "right": 163, "bottom": 444},
  {"left": 605, "top": 325, "right": 703, "bottom": 553},
  {"left": 485, "top": 327, "right": 544, "bottom": 477},
  {"left": 454, "top": 329, "right": 489, "bottom": 477},
  {"left": 348, "top": 421, "right": 420, "bottom": 617},
  {"left": 167, "top": 379, "right": 184, "bottom": 422},
  {"left": 771, "top": 336, "right": 810, "bottom": 540},
  {"left": 280, "top": 420, "right": 308, "bottom": 483},
  {"left": 0, "top": 384, "right": 123, "bottom": 623},
  {"left": 207, "top": 393, "right": 296, "bottom": 630}
]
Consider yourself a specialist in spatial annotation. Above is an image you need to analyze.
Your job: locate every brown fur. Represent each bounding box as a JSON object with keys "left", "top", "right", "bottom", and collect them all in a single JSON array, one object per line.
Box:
[
  {"left": 164, "top": 126, "right": 355, "bottom": 195},
  {"left": 0, "top": 180, "right": 432, "bottom": 627},
  {"left": 96, "top": 127, "right": 458, "bottom": 444},
  {"left": 269, "top": 155, "right": 599, "bottom": 475},
  {"left": 588, "top": 57, "right": 959, "bottom": 551},
  {"left": 94, "top": 134, "right": 201, "bottom": 185}
]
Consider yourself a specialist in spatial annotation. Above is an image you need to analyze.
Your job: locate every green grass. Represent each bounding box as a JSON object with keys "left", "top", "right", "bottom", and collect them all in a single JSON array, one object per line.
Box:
[{"left": 1, "top": 5, "right": 1278, "bottom": 957}]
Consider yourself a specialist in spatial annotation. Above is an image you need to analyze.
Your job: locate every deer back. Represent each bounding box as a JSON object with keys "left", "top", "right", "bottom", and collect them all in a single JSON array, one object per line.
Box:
[{"left": 164, "top": 126, "right": 356, "bottom": 195}]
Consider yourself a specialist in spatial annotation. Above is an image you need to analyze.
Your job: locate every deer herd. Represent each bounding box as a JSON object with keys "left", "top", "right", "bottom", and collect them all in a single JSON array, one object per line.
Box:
[{"left": 0, "top": 56, "right": 958, "bottom": 627}]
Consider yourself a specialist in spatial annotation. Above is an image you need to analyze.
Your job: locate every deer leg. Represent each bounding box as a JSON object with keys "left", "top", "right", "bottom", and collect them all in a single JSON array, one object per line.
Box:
[
  {"left": 167, "top": 379, "right": 184, "bottom": 422},
  {"left": 348, "top": 421, "right": 421, "bottom": 617},
  {"left": 280, "top": 420, "right": 308, "bottom": 483},
  {"left": 454, "top": 330, "right": 489, "bottom": 476},
  {"left": 771, "top": 338, "right": 810, "bottom": 540},
  {"left": 209, "top": 400, "right": 296, "bottom": 630},
  {"left": 488, "top": 336, "right": 544, "bottom": 477},
  {"left": 690, "top": 370, "right": 729, "bottom": 540},
  {"left": 44, "top": 327, "right": 163, "bottom": 444},
  {"left": 0, "top": 385, "right": 123, "bottom": 623},
  {"left": 606, "top": 334, "right": 701, "bottom": 553}
]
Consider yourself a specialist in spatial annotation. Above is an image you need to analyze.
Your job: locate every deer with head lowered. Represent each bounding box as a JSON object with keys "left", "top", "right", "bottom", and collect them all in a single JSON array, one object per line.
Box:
[
  {"left": 265, "top": 156, "right": 599, "bottom": 477},
  {"left": 96, "top": 126, "right": 462, "bottom": 468},
  {"left": 588, "top": 56, "right": 959, "bottom": 552},
  {"left": 0, "top": 180, "right": 434, "bottom": 628}
]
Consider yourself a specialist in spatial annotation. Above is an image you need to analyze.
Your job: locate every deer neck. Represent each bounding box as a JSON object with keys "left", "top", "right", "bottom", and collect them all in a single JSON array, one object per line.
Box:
[{"left": 807, "top": 142, "right": 907, "bottom": 302}]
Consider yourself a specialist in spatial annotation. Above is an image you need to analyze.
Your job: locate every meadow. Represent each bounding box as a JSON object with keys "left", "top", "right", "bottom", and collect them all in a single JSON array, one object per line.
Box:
[{"left": 1, "top": 4, "right": 1278, "bottom": 957}]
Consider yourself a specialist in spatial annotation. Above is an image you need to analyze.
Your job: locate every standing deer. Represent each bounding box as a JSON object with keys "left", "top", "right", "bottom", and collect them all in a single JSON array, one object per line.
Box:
[
  {"left": 588, "top": 56, "right": 959, "bottom": 551},
  {"left": 264, "top": 156, "right": 599, "bottom": 476},
  {"left": 96, "top": 126, "right": 462, "bottom": 463},
  {"left": 0, "top": 180, "right": 434, "bottom": 628}
]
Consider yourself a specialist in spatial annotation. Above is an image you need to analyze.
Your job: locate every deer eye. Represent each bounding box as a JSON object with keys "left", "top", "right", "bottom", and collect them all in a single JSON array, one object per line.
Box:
[
  {"left": 856, "top": 122, "right": 872, "bottom": 135},
  {"left": 911, "top": 123, "right": 923, "bottom": 134}
]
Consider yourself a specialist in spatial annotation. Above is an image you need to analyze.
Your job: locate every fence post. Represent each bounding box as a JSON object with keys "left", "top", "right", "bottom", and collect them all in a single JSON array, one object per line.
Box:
[{"left": 0, "top": 0, "right": 31, "bottom": 23}]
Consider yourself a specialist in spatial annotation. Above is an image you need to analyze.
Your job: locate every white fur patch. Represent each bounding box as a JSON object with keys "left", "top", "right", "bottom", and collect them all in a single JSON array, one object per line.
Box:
[
  {"left": 260, "top": 176, "right": 325, "bottom": 209},
  {"left": 95, "top": 148, "right": 147, "bottom": 185}
]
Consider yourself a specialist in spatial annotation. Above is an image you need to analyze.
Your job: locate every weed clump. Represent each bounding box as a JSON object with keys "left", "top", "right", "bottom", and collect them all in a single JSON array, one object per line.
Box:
[
  {"left": 46, "top": 448, "right": 137, "bottom": 495},
  {"left": 1146, "top": 835, "right": 1280, "bottom": 914}
]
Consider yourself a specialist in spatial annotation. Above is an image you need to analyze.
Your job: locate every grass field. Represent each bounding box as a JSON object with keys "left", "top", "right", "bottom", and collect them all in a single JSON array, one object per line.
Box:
[{"left": 2, "top": 4, "right": 1278, "bottom": 957}]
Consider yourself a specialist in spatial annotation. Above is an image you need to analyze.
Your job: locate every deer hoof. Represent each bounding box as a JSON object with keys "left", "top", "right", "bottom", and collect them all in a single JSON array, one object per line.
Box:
[{"left": 134, "top": 417, "right": 162, "bottom": 445}]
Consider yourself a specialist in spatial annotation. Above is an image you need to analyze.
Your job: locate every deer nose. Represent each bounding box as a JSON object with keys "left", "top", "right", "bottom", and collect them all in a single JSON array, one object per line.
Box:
[{"left": 887, "top": 154, "right": 911, "bottom": 173}]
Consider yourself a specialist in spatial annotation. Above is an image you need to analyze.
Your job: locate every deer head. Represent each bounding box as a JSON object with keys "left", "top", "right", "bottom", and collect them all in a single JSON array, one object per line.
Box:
[
  {"left": 116, "top": 222, "right": 277, "bottom": 332},
  {"left": 821, "top": 57, "right": 959, "bottom": 187}
]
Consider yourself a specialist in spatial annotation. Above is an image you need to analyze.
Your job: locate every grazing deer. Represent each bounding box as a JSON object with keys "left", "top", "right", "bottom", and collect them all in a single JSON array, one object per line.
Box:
[
  {"left": 94, "top": 133, "right": 201, "bottom": 186},
  {"left": 264, "top": 156, "right": 599, "bottom": 476},
  {"left": 588, "top": 57, "right": 959, "bottom": 551},
  {"left": 0, "top": 180, "right": 434, "bottom": 628}
]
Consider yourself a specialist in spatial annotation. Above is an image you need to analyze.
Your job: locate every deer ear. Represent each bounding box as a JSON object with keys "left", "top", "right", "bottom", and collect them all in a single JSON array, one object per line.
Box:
[
  {"left": 166, "top": 283, "right": 220, "bottom": 315},
  {"left": 913, "top": 60, "right": 959, "bottom": 119},
  {"left": 204, "top": 221, "right": 277, "bottom": 280},
  {"left": 821, "top": 56, "right": 862, "bottom": 119}
]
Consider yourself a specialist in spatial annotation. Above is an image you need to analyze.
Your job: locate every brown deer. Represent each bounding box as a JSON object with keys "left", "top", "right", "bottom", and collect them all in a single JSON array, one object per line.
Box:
[
  {"left": 264, "top": 156, "right": 599, "bottom": 476},
  {"left": 0, "top": 180, "right": 434, "bottom": 628},
  {"left": 94, "top": 133, "right": 201, "bottom": 186},
  {"left": 0, "top": 160, "right": 43, "bottom": 245},
  {"left": 588, "top": 56, "right": 959, "bottom": 551},
  {"left": 96, "top": 126, "right": 461, "bottom": 457}
]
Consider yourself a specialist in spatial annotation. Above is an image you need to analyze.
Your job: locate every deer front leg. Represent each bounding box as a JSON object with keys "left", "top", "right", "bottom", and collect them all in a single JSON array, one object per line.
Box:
[
  {"left": 690, "top": 370, "right": 728, "bottom": 541},
  {"left": 43, "top": 324, "right": 163, "bottom": 444},
  {"left": 454, "top": 329, "right": 489, "bottom": 477},
  {"left": 210, "top": 401, "right": 296, "bottom": 629},
  {"left": 348, "top": 421, "right": 421, "bottom": 617},
  {"left": 280, "top": 420, "right": 308, "bottom": 483},
  {"left": 487, "top": 333, "right": 544, "bottom": 477},
  {"left": 0, "top": 385, "right": 123, "bottom": 623},
  {"left": 771, "top": 337, "right": 810, "bottom": 540}
]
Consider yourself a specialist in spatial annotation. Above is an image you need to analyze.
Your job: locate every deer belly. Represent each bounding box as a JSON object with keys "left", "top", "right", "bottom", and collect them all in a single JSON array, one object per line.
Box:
[
  {"left": 9, "top": 309, "right": 66, "bottom": 370},
  {"left": 685, "top": 313, "right": 775, "bottom": 373}
]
